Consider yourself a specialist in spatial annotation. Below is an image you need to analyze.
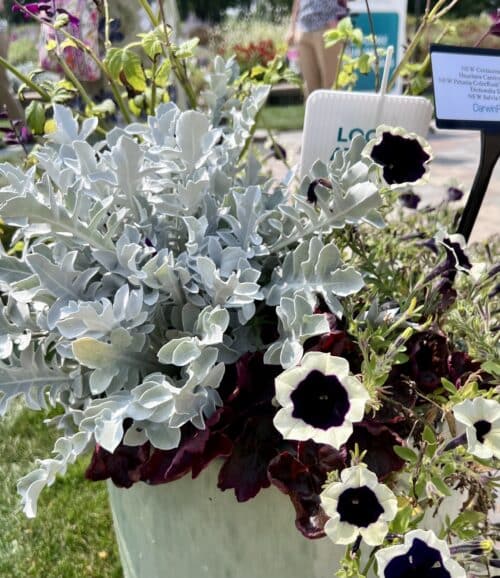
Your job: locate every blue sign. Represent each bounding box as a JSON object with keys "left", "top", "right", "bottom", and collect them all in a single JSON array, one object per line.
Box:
[{"left": 350, "top": 12, "right": 400, "bottom": 92}]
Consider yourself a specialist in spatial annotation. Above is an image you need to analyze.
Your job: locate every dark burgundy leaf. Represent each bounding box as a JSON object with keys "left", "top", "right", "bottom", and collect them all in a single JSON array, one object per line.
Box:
[
  {"left": 85, "top": 443, "right": 150, "bottom": 488},
  {"left": 399, "top": 191, "right": 421, "bottom": 209},
  {"left": 218, "top": 415, "right": 282, "bottom": 502},
  {"left": 347, "top": 422, "right": 405, "bottom": 479}
]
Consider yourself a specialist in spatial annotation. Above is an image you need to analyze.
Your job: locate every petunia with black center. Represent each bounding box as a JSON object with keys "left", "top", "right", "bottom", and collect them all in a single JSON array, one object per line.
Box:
[
  {"left": 320, "top": 464, "right": 397, "bottom": 546},
  {"left": 363, "top": 126, "right": 432, "bottom": 187},
  {"left": 273, "top": 352, "right": 370, "bottom": 449},
  {"left": 375, "top": 530, "right": 466, "bottom": 578},
  {"left": 336, "top": 486, "right": 384, "bottom": 527},
  {"left": 290, "top": 370, "right": 350, "bottom": 429},
  {"left": 453, "top": 398, "right": 500, "bottom": 460}
]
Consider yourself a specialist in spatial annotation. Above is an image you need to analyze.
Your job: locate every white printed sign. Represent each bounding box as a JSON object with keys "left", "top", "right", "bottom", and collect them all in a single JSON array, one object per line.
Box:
[
  {"left": 431, "top": 45, "right": 500, "bottom": 128},
  {"left": 300, "top": 90, "right": 433, "bottom": 176}
]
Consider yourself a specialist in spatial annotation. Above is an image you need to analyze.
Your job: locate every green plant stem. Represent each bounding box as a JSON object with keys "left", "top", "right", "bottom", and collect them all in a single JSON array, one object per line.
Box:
[
  {"left": 55, "top": 55, "right": 94, "bottom": 110},
  {"left": 364, "top": 0, "right": 380, "bottom": 92},
  {"left": 137, "top": 0, "right": 159, "bottom": 26},
  {"left": 0, "top": 56, "right": 51, "bottom": 101},
  {"left": 156, "top": 0, "right": 197, "bottom": 109},
  {"left": 362, "top": 547, "right": 380, "bottom": 576},
  {"left": 387, "top": 0, "right": 460, "bottom": 92},
  {"left": 150, "top": 56, "right": 158, "bottom": 115},
  {"left": 103, "top": 0, "right": 111, "bottom": 50},
  {"left": 334, "top": 44, "right": 346, "bottom": 90},
  {"left": 11, "top": 0, "right": 132, "bottom": 123}
]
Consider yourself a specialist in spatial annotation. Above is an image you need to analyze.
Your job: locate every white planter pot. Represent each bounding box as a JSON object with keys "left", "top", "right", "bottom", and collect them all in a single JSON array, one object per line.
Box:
[
  {"left": 107, "top": 463, "right": 348, "bottom": 578},
  {"left": 108, "top": 463, "right": 466, "bottom": 578}
]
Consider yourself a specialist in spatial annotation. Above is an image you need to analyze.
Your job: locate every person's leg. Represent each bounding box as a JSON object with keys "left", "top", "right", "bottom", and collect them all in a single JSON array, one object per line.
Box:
[
  {"left": 0, "top": 27, "right": 24, "bottom": 120},
  {"left": 313, "top": 28, "right": 343, "bottom": 90},
  {"left": 298, "top": 29, "right": 322, "bottom": 98}
]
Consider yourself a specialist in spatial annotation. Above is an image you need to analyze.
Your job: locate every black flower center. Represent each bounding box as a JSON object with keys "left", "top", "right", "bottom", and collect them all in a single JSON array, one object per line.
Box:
[
  {"left": 291, "top": 370, "right": 349, "bottom": 430},
  {"left": 337, "top": 486, "right": 384, "bottom": 527},
  {"left": 370, "top": 132, "right": 430, "bottom": 185},
  {"left": 383, "top": 538, "right": 451, "bottom": 578},
  {"left": 473, "top": 420, "right": 492, "bottom": 444}
]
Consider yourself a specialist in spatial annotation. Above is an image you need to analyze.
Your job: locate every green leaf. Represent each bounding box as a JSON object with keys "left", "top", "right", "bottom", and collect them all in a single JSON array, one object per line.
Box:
[
  {"left": 431, "top": 475, "right": 452, "bottom": 497},
  {"left": 105, "top": 47, "right": 124, "bottom": 79},
  {"left": 175, "top": 38, "right": 199, "bottom": 59},
  {"left": 154, "top": 60, "right": 171, "bottom": 86},
  {"left": 105, "top": 48, "right": 147, "bottom": 92},
  {"left": 393, "top": 445, "right": 418, "bottom": 464},
  {"left": 121, "top": 50, "right": 147, "bottom": 92},
  {"left": 358, "top": 53, "right": 372, "bottom": 74},
  {"left": 422, "top": 425, "right": 436, "bottom": 445},
  {"left": 390, "top": 503, "right": 413, "bottom": 534},
  {"left": 25, "top": 101, "right": 46, "bottom": 135},
  {"left": 481, "top": 360, "right": 500, "bottom": 377},
  {"left": 140, "top": 29, "right": 164, "bottom": 59},
  {"left": 441, "top": 377, "right": 457, "bottom": 395}
]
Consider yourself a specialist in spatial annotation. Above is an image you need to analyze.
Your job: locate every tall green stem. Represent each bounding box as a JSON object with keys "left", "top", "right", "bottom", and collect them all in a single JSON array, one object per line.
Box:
[
  {"left": 387, "top": 0, "right": 460, "bottom": 92},
  {"left": 55, "top": 55, "right": 94, "bottom": 109},
  {"left": 157, "top": 0, "right": 197, "bottom": 109},
  {"left": 11, "top": 0, "right": 132, "bottom": 123},
  {"left": 0, "top": 56, "right": 51, "bottom": 101},
  {"left": 364, "top": 0, "right": 380, "bottom": 91}
]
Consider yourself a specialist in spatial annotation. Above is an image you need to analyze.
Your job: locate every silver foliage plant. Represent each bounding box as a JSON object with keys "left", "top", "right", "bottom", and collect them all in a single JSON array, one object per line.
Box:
[{"left": 0, "top": 57, "right": 383, "bottom": 517}]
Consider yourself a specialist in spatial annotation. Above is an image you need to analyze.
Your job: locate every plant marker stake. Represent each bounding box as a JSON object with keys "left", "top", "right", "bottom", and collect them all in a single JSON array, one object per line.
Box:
[
  {"left": 374, "top": 45, "right": 394, "bottom": 127},
  {"left": 458, "top": 130, "right": 500, "bottom": 241},
  {"left": 430, "top": 44, "right": 500, "bottom": 242}
]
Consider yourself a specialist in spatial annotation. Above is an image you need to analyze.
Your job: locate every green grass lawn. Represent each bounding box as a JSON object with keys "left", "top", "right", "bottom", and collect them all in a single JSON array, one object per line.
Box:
[
  {"left": 0, "top": 405, "right": 122, "bottom": 578},
  {"left": 257, "top": 104, "right": 305, "bottom": 132}
]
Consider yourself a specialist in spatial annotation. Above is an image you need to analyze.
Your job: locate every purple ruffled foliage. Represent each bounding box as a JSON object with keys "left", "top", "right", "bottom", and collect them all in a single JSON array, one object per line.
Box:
[
  {"left": 405, "top": 331, "right": 450, "bottom": 392},
  {"left": 268, "top": 441, "right": 346, "bottom": 538},
  {"left": 218, "top": 415, "right": 283, "bottom": 501},
  {"left": 85, "top": 441, "right": 150, "bottom": 488},
  {"left": 446, "top": 186, "right": 464, "bottom": 202},
  {"left": 423, "top": 237, "right": 472, "bottom": 312},
  {"left": 447, "top": 351, "right": 481, "bottom": 388},
  {"left": 346, "top": 422, "right": 405, "bottom": 479},
  {"left": 304, "top": 329, "right": 362, "bottom": 374},
  {"left": 399, "top": 191, "right": 421, "bottom": 210}
]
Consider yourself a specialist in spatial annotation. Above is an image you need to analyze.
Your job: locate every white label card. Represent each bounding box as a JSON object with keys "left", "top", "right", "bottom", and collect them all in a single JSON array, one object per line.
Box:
[{"left": 431, "top": 45, "right": 500, "bottom": 129}]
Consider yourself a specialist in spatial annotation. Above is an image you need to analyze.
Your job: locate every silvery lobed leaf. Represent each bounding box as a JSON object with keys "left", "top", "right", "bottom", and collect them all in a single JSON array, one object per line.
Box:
[
  {"left": 47, "top": 105, "right": 98, "bottom": 145},
  {"left": 0, "top": 346, "right": 79, "bottom": 415},
  {"left": 26, "top": 251, "right": 100, "bottom": 329},
  {"left": 17, "top": 431, "right": 92, "bottom": 517},
  {"left": 265, "top": 237, "right": 364, "bottom": 316},
  {"left": 72, "top": 328, "right": 156, "bottom": 395},
  {"left": 264, "top": 294, "right": 330, "bottom": 368}
]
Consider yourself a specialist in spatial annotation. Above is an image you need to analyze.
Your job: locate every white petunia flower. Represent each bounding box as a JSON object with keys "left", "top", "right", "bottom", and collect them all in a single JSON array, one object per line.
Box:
[
  {"left": 375, "top": 529, "right": 466, "bottom": 578},
  {"left": 320, "top": 464, "right": 397, "bottom": 546},
  {"left": 453, "top": 397, "right": 500, "bottom": 460},
  {"left": 273, "top": 352, "right": 369, "bottom": 448}
]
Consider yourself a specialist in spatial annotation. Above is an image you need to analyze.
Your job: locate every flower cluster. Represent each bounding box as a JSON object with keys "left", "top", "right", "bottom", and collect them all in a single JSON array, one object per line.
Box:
[
  {"left": 232, "top": 40, "right": 277, "bottom": 73},
  {"left": 0, "top": 67, "right": 498, "bottom": 577}
]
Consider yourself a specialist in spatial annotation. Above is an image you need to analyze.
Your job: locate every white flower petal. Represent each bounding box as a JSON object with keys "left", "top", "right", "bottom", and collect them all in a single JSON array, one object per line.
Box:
[
  {"left": 272, "top": 408, "right": 316, "bottom": 441},
  {"left": 324, "top": 355, "right": 350, "bottom": 380},
  {"left": 274, "top": 366, "right": 309, "bottom": 406},
  {"left": 359, "top": 520, "right": 388, "bottom": 546},
  {"left": 324, "top": 517, "right": 358, "bottom": 545},
  {"left": 312, "top": 422, "right": 353, "bottom": 448},
  {"left": 375, "top": 530, "right": 467, "bottom": 578}
]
